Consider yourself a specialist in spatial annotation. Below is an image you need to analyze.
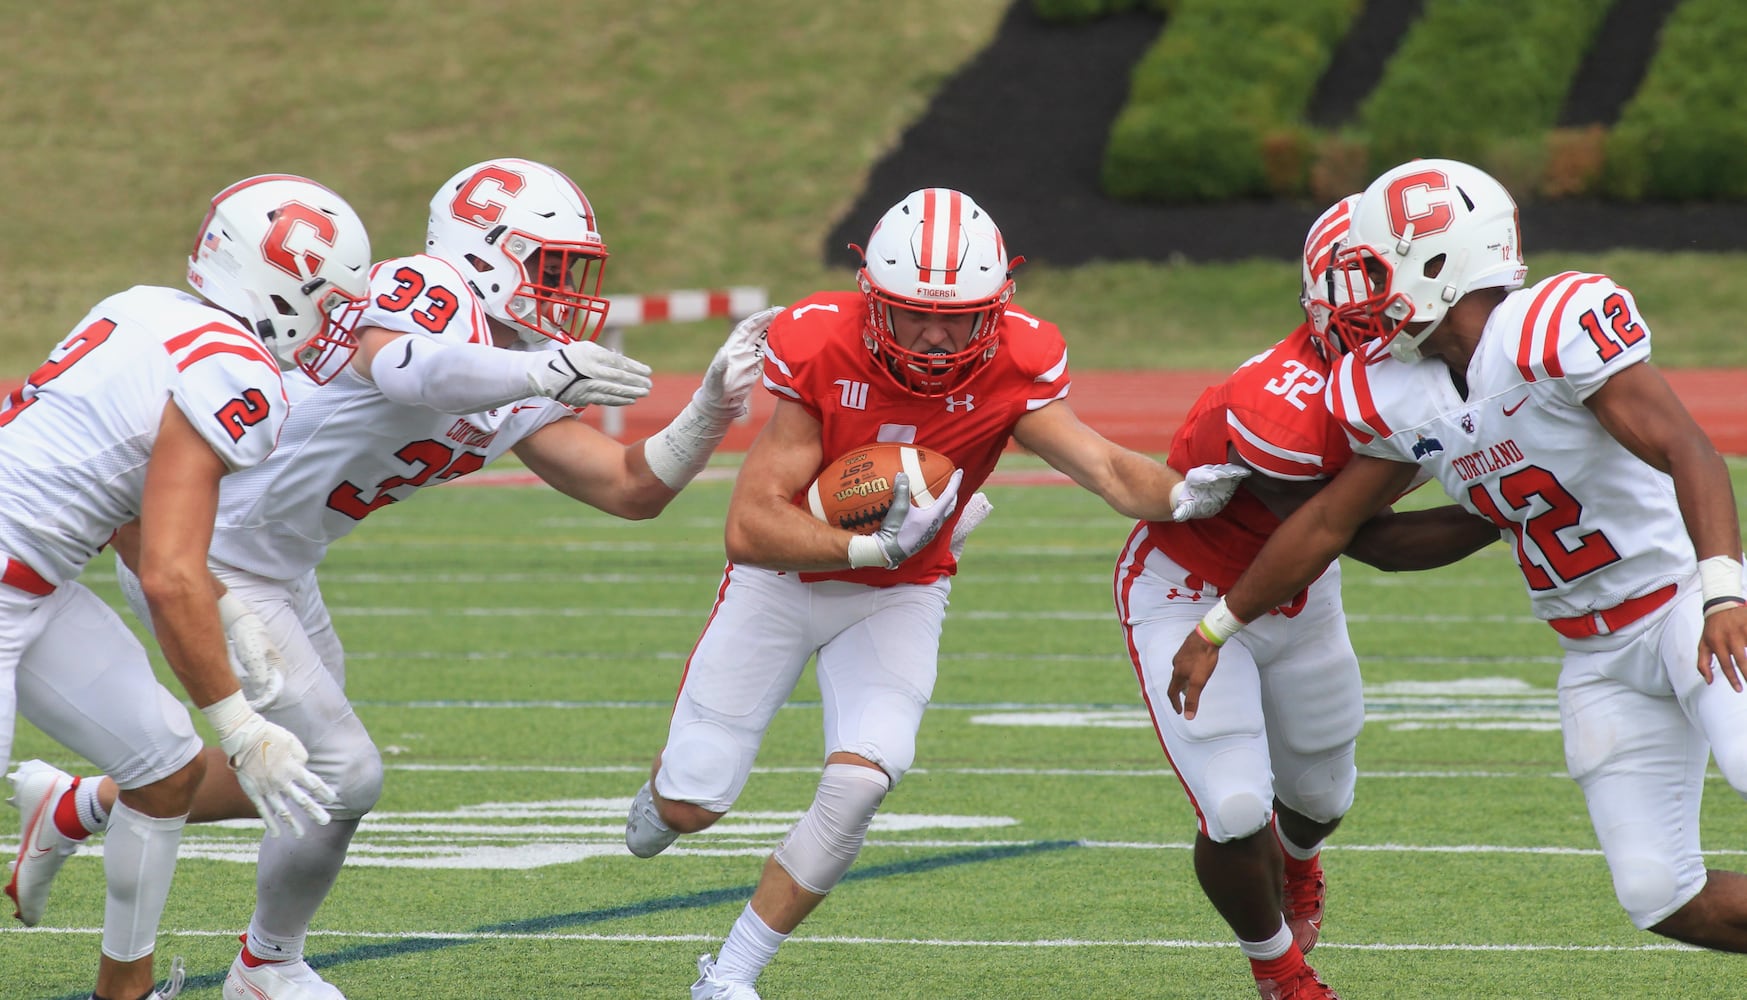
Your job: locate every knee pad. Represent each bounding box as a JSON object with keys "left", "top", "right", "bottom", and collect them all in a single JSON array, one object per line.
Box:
[
  {"left": 1276, "top": 745, "right": 1357, "bottom": 825},
  {"left": 772, "top": 763, "right": 890, "bottom": 895},
  {"left": 309, "top": 719, "right": 382, "bottom": 819},
  {"left": 657, "top": 719, "right": 747, "bottom": 811},
  {"left": 1612, "top": 854, "right": 1690, "bottom": 929},
  {"left": 1198, "top": 746, "right": 1273, "bottom": 842}
]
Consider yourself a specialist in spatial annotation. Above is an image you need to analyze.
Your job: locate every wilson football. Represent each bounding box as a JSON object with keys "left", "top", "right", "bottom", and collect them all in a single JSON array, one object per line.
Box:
[{"left": 806, "top": 443, "right": 957, "bottom": 534}]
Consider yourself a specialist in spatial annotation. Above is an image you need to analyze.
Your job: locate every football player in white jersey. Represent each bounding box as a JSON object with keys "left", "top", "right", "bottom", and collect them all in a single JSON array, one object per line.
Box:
[
  {"left": 1170, "top": 158, "right": 1747, "bottom": 954},
  {"left": 9, "top": 157, "right": 773, "bottom": 1000},
  {"left": 1, "top": 175, "right": 370, "bottom": 1000}
]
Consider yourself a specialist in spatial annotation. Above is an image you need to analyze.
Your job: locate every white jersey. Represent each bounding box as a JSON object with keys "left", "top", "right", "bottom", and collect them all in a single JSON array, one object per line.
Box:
[
  {"left": 0, "top": 285, "right": 287, "bottom": 586},
  {"left": 208, "top": 254, "right": 572, "bottom": 579},
  {"left": 1326, "top": 271, "right": 1691, "bottom": 621}
]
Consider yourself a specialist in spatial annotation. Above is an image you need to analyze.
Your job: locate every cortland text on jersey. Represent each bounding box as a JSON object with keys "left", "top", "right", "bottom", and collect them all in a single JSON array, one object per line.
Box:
[{"left": 1450, "top": 438, "right": 1526, "bottom": 482}]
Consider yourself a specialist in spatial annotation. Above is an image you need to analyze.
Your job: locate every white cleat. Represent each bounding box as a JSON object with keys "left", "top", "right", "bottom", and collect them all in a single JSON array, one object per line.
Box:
[
  {"left": 5, "top": 759, "right": 82, "bottom": 926},
  {"left": 626, "top": 781, "right": 679, "bottom": 858},
  {"left": 690, "top": 953, "right": 761, "bottom": 1000},
  {"left": 223, "top": 952, "right": 346, "bottom": 1000}
]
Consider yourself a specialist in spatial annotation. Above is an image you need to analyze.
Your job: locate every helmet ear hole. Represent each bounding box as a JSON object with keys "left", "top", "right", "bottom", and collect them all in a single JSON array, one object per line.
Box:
[{"left": 1424, "top": 253, "right": 1447, "bottom": 280}]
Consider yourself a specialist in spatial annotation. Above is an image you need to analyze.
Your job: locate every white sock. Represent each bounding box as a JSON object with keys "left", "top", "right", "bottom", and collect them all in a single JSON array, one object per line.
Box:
[
  {"left": 76, "top": 779, "right": 110, "bottom": 835},
  {"left": 714, "top": 902, "right": 788, "bottom": 982},
  {"left": 245, "top": 817, "right": 361, "bottom": 963},
  {"left": 1274, "top": 817, "right": 1321, "bottom": 862},
  {"left": 1237, "top": 922, "right": 1295, "bottom": 961},
  {"left": 101, "top": 802, "right": 185, "bottom": 962}
]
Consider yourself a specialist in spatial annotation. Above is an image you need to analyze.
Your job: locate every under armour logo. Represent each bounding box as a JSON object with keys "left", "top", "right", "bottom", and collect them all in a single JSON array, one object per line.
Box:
[{"left": 945, "top": 393, "right": 975, "bottom": 413}]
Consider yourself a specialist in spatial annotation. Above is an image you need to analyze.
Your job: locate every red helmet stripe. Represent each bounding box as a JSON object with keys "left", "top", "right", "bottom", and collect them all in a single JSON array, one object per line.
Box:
[
  {"left": 943, "top": 189, "right": 962, "bottom": 286},
  {"left": 916, "top": 189, "right": 938, "bottom": 283},
  {"left": 1303, "top": 202, "right": 1352, "bottom": 277}
]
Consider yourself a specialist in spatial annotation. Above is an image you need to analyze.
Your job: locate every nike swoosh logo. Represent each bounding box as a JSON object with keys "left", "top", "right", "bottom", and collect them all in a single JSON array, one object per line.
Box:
[{"left": 1503, "top": 397, "right": 1528, "bottom": 416}]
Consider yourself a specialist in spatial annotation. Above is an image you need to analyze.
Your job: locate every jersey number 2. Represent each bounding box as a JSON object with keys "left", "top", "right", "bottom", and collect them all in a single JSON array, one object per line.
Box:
[{"left": 1465, "top": 465, "right": 1620, "bottom": 591}]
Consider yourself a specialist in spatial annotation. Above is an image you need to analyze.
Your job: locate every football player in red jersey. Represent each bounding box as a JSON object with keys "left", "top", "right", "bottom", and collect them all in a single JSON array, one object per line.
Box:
[
  {"left": 625, "top": 187, "right": 1250, "bottom": 999},
  {"left": 1115, "top": 197, "right": 1499, "bottom": 999},
  {"left": 1173, "top": 158, "right": 1747, "bottom": 958}
]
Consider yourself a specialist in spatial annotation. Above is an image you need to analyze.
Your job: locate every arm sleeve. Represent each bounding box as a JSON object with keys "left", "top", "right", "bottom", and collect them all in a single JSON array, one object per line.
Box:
[{"left": 368, "top": 335, "right": 538, "bottom": 414}]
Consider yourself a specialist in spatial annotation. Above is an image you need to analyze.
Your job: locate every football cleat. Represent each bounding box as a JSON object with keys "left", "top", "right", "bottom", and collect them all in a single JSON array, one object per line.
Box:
[
  {"left": 224, "top": 950, "right": 346, "bottom": 1000},
  {"left": 5, "top": 759, "right": 83, "bottom": 926},
  {"left": 1282, "top": 852, "right": 1326, "bottom": 954},
  {"left": 691, "top": 954, "right": 761, "bottom": 1000},
  {"left": 1256, "top": 963, "right": 1341, "bottom": 1000},
  {"left": 626, "top": 781, "right": 679, "bottom": 858}
]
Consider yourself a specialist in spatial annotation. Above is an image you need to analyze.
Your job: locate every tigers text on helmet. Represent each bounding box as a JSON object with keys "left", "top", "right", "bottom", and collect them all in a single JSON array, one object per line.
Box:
[
  {"left": 853, "top": 188, "right": 1017, "bottom": 397},
  {"left": 1332, "top": 158, "right": 1527, "bottom": 363},
  {"left": 1300, "top": 193, "right": 1364, "bottom": 360},
  {"left": 425, "top": 158, "right": 610, "bottom": 346},
  {"left": 186, "top": 174, "right": 371, "bottom": 383}
]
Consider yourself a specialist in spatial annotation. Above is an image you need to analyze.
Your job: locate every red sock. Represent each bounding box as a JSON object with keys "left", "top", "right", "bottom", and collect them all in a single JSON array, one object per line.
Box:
[
  {"left": 1250, "top": 947, "right": 1306, "bottom": 983},
  {"left": 51, "top": 777, "right": 89, "bottom": 841},
  {"left": 238, "top": 933, "right": 282, "bottom": 968}
]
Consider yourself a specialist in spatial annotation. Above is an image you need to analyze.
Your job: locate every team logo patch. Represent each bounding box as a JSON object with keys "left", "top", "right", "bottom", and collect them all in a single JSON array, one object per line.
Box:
[{"left": 1411, "top": 434, "right": 1445, "bottom": 459}]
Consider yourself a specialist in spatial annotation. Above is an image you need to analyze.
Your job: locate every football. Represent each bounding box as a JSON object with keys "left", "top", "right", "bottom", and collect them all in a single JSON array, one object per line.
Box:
[{"left": 806, "top": 443, "right": 957, "bottom": 534}]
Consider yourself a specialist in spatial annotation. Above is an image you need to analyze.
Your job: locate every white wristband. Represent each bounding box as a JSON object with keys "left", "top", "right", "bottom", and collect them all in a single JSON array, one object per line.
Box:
[
  {"left": 198, "top": 689, "right": 252, "bottom": 741},
  {"left": 847, "top": 534, "right": 889, "bottom": 570},
  {"left": 1168, "top": 480, "right": 1187, "bottom": 511},
  {"left": 1195, "top": 597, "right": 1247, "bottom": 647},
  {"left": 643, "top": 389, "right": 733, "bottom": 490},
  {"left": 1699, "top": 554, "right": 1746, "bottom": 618}
]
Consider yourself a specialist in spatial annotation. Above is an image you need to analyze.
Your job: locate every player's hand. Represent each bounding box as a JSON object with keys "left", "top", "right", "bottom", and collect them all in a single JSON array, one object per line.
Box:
[
  {"left": 1168, "top": 627, "right": 1222, "bottom": 720},
  {"left": 857, "top": 470, "right": 963, "bottom": 570},
  {"left": 700, "top": 306, "right": 781, "bottom": 418},
  {"left": 527, "top": 340, "right": 654, "bottom": 408},
  {"left": 202, "top": 693, "right": 336, "bottom": 838},
  {"left": 1170, "top": 463, "right": 1251, "bottom": 521},
  {"left": 1697, "top": 603, "right": 1747, "bottom": 693},
  {"left": 948, "top": 491, "right": 993, "bottom": 559},
  {"left": 217, "top": 592, "right": 284, "bottom": 710}
]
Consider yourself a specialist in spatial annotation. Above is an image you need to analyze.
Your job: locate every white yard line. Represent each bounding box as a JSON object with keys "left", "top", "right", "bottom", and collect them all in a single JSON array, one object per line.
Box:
[{"left": 0, "top": 925, "right": 1703, "bottom": 953}]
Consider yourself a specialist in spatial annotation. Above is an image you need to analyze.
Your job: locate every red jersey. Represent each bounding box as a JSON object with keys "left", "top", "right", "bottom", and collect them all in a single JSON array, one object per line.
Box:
[
  {"left": 1144, "top": 324, "right": 1349, "bottom": 592},
  {"left": 762, "top": 290, "right": 1071, "bottom": 587}
]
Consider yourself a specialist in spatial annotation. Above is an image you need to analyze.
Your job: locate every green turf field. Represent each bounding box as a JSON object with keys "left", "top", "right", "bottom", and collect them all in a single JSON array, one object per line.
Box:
[{"left": 4, "top": 459, "right": 1747, "bottom": 999}]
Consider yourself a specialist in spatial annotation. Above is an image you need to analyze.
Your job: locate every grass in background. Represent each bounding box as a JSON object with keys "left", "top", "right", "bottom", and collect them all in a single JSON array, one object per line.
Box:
[
  {"left": 4, "top": 2, "right": 1746, "bottom": 376},
  {"left": 4, "top": 460, "right": 1746, "bottom": 999}
]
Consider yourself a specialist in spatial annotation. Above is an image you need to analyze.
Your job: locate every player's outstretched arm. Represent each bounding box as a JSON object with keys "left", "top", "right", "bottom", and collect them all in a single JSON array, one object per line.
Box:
[
  {"left": 1167, "top": 454, "right": 1408, "bottom": 719},
  {"left": 363, "top": 326, "right": 652, "bottom": 414},
  {"left": 1010, "top": 402, "right": 1245, "bottom": 521}
]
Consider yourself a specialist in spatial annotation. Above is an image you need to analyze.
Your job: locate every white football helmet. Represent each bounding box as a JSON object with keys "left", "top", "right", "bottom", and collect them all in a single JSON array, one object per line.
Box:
[
  {"left": 853, "top": 187, "right": 1017, "bottom": 397},
  {"left": 186, "top": 174, "right": 371, "bottom": 383},
  {"left": 1299, "top": 193, "right": 1363, "bottom": 360},
  {"left": 1333, "top": 158, "right": 1527, "bottom": 363},
  {"left": 425, "top": 158, "right": 610, "bottom": 346}
]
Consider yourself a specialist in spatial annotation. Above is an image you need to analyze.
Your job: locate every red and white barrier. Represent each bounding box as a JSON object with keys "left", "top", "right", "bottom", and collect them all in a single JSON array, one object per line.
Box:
[{"left": 597, "top": 287, "right": 769, "bottom": 436}]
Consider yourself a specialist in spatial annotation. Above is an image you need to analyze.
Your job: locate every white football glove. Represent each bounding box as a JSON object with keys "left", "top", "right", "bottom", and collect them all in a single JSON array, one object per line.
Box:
[
  {"left": 699, "top": 306, "right": 781, "bottom": 418},
  {"left": 949, "top": 491, "right": 993, "bottom": 559},
  {"left": 217, "top": 591, "right": 284, "bottom": 711},
  {"left": 848, "top": 470, "right": 964, "bottom": 570},
  {"left": 200, "top": 692, "right": 336, "bottom": 838},
  {"left": 1169, "top": 462, "right": 1251, "bottom": 521},
  {"left": 526, "top": 340, "right": 653, "bottom": 408}
]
